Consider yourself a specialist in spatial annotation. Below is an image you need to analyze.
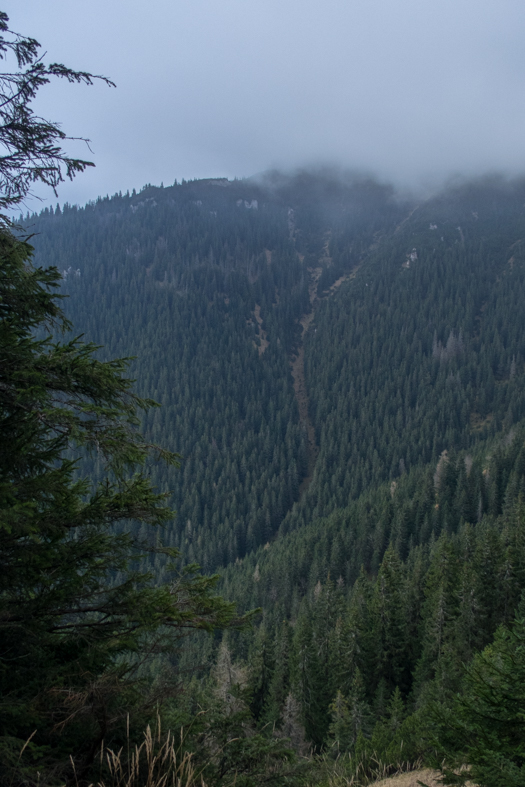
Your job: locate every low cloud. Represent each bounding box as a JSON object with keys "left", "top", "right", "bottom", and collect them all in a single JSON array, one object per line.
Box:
[{"left": 8, "top": 0, "right": 525, "bottom": 207}]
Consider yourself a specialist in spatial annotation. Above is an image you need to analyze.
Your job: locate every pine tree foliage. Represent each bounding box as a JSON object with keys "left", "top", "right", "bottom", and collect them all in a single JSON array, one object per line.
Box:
[
  {"left": 0, "top": 11, "right": 114, "bottom": 223},
  {"left": 431, "top": 595, "right": 525, "bottom": 786},
  {"left": 0, "top": 235, "right": 241, "bottom": 783}
]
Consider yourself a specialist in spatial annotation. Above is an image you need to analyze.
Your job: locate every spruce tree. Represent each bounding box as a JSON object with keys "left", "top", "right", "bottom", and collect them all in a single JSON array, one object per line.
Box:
[
  {"left": 433, "top": 594, "right": 525, "bottom": 787},
  {"left": 0, "top": 12, "right": 241, "bottom": 782},
  {"left": 0, "top": 232, "right": 240, "bottom": 783}
]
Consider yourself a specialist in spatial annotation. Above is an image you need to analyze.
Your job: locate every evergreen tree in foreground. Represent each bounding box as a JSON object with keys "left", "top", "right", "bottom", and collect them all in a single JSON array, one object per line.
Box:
[
  {"left": 0, "top": 11, "right": 242, "bottom": 782},
  {"left": 0, "top": 219, "right": 241, "bottom": 784},
  {"left": 430, "top": 592, "right": 525, "bottom": 787}
]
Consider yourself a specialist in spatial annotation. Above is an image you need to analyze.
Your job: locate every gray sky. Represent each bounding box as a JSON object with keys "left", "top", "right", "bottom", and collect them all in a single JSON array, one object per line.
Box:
[{"left": 6, "top": 0, "right": 525, "bottom": 207}]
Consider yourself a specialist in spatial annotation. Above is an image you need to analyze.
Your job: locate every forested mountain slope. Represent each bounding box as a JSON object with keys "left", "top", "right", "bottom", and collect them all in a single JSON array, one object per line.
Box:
[
  {"left": 283, "top": 176, "right": 525, "bottom": 534},
  {"left": 25, "top": 172, "right": 407, "bottom": 570},
  {"left": 23, "top": 172, "right": 525, "bottom": 778},
  {"left": 215, "top": 423, "right": 525, "bottom": 762},
  {"left": 26, "top": 173, "right": 525, "bottom": 576}
]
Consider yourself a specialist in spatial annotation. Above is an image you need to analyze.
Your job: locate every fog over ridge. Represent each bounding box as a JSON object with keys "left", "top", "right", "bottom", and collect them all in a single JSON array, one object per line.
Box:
[{"left": 5, "top": 0, "right": 525, "bottom": 208}]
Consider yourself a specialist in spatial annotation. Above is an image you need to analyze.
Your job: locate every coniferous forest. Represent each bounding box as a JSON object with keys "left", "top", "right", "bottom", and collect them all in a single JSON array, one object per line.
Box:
[
  {"left": 10, "top": 170, "right": 525, "bottom": 785},
  {"left": 4, "top": 13, "right": 525, "bottom": 787}
]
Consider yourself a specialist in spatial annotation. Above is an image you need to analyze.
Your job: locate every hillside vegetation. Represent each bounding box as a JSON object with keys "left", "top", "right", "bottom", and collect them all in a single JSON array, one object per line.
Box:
[{"left": 18, "top": 171, "right": 525, "bottom": 785}]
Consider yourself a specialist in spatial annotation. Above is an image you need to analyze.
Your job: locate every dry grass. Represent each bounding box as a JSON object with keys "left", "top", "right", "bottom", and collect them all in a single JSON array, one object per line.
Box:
[
  {"left": 370, "top": 769, "right": 442, "bottom": 787},
  {"left": 89, "top": 720, "right": 203, "bottom": 787},
  {"left": 370, "top": 768, "right": 476, "bottom": 787},
  {"left": 312, "top": 755, "right": 429, "bottom": 787}
]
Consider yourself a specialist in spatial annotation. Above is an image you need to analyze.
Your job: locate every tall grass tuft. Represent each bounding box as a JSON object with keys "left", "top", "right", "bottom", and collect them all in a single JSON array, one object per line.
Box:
[
  {"left": 312, "top": 752, "right": 424, "bottom": 787},
  {"left": 90, "top": 719, "right": 204, "bottom": 787}
]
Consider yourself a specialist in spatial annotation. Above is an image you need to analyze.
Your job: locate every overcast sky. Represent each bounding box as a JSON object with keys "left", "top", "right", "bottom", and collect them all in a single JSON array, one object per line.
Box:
[{"left": 5, "top": 0, "right": 525, "bottom": 208}]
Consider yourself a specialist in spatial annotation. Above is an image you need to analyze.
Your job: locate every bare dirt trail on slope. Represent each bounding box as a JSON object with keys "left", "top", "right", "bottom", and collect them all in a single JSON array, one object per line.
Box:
[
  {"left": 289, "top": 204, "right": 418, "bottom": 500},
  {"left": 290, "top": 260, "right": 361, "bottom": 498},
  {"left": 394, "top": 204, "right": 419, "bottom": 234},
  {"left": 253, "top": 304, "right": 269, "bottom": 355},
  {"left": 291, "top": 266, "right": 322, "bottom": 493}
]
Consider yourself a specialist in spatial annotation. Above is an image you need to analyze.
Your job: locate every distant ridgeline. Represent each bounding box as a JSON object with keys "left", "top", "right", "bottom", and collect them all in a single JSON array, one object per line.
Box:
[{"left": 26, "top": 172, "right": 525, "bottom": 763}]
